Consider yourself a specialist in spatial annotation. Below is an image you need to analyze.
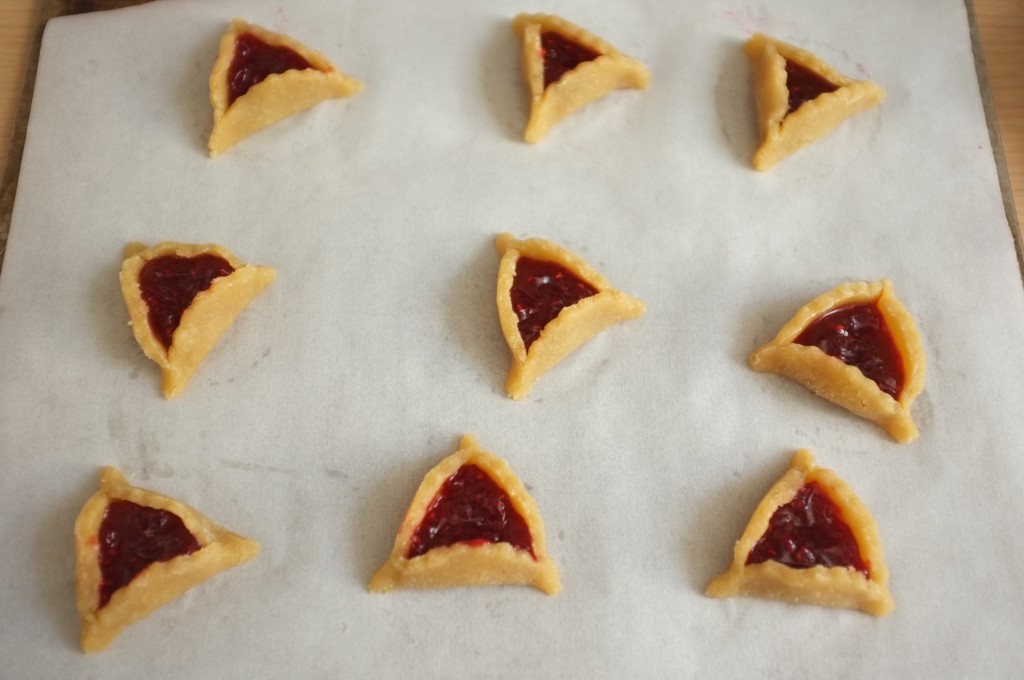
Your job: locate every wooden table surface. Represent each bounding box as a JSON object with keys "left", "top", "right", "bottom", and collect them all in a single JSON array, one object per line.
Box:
[{"left": 1, "top": 1, "right": 1022, "bottom": 224}]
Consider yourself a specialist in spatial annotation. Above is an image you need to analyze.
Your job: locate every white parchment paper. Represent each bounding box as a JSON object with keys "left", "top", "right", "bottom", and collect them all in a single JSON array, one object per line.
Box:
[{"left": 2, "top": 0, "right": 1023, "bottom": 677}]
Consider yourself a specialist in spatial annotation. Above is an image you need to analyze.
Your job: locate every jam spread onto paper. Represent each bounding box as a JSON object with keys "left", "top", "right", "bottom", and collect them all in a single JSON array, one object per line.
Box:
[
  {"left": 139, "top": 254, "right": 235, "bottom": 349},
  {"left": 407, "top": 464, "right": 535, "bottom": 559},
  {"left": 785, "top": 60, "right": 839, "bottom": 114},
  {"left": 228, "top": 33, "right": 314, "bottom": 105},
  {"left": 795, "top": 302, "right": 905, "bottom": 398},
  {"left": 511, "top": 257, "right": 598, "bottom": 351},
  {"left": 98, "top": 500, "right": 201, "bottom": 607},
  {"left": 746, "top": 482, "right": 868, "bottom": 575},
  {"left": 541, "top": 31, "right": 601, "bottom": 88}
]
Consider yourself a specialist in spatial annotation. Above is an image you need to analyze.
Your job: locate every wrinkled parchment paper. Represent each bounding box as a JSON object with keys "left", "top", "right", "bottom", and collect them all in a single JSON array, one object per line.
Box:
[{"left": 1, "top": 0, "right": 1022, "bottom": 676}]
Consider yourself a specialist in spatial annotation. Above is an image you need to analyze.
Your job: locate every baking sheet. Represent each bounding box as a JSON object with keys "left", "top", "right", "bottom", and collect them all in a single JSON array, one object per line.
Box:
[{"left": 1, "top": 0, "right": 1023, "bottom": 677}]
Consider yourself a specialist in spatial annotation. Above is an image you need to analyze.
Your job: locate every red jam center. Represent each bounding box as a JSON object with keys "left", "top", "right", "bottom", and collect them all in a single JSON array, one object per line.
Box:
[
  {"left": 794, "top": 302, "right": 905, "bottom": 399},
  {"left": 97, "top": 500, "right": 201, "bottom": 607},
  {"left": 510, "top": 257, "right": 598, "bottom": 351},
  {"left": 406, "top": 464, "right": 535, "bottom": 560},
  {"left": 541, "top": 31, "right": 601, "bottom": 88},
  {"left": 139, "top": 254, "right": 235, "bottom": 349},
  {"left": 227, "top": 33, "right": 314, "bottom": 105},
  {"left": 785, "top": 60, "right": 838, "bottom": 114},
  {"left": 746, "top": 482, "right": 868, "bottom": 575}
]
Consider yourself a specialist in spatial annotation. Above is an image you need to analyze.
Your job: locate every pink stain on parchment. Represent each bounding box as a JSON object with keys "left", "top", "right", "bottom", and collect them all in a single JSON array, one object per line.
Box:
[
  {"left": 723, "top": 6, "right": 787, "bottom": 36},
  {"left": 273, "top": 6, "right": 289, "bottom": 33},
  {"left": 723, "top": 8, "right": 759, "bottom": 35}
]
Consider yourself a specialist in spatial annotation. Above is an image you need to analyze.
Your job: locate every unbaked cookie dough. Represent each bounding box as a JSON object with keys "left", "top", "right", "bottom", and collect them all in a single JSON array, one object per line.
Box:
[
  {"left": 513, "top": 13, "right": 650, "bottom": 143},
  {"left": 370, "top": 435, "right": 561, "bottom": 595},
  {"left": 74, "top": 467, "right": 259, "bottom": 652},
  {"left": 495, "top": 233, "right": 645, "bottom": 400},
  {"left": 707, "top": 449, "right": 894, "bottom": 616},
  {"left": 749, "top": 279, "right": 925, "bottom": 442},
  {"left": 746, "top": 33, "right": 885, "bottom": 170},
  {"left": 208, "top": 18, "right": 362, "bottom": 156},
  {"left": 119, "top": 241, "right": 276, "bottom": 398}
]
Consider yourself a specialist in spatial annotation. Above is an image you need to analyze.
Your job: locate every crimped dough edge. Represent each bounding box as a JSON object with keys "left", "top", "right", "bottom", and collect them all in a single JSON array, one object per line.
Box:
[
  {"left": 208, "top": 18, "right": 362, "bottom": 156},
  {"left": 512, "top": 13, "right": 650, "bottom": 143},
  {"left": 369, "top": 435, "right": 561, "bottom": 595},
  {"left": 749, "top": 279, "right": 925, "bottom": 442},
  {"left": 706, "top": 449, "right": 894, "bottom": 616},
  {"left": 119, "top": 240, "right": 277, "bottom": 398},
  {"left": 74, "top": 467, "right": 260, "bottom": 652},
  {"left": 745, "top": 33, "right": 885, "bottom": 170},
  {"left": 494, "top": 233, "right": 645, "bottom": 399}
]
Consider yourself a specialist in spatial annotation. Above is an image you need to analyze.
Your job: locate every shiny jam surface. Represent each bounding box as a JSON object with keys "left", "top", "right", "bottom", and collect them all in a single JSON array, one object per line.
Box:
[
  {"left": 541, "top": 31, "right": 600, "bottom": 88},
  {"left": 98, "top": 500, "right": 201, "bottom": 607},
  {"left": 139, "top": 254, "right": 235, "bottom": 349},
  {"left": 784, "top": 60, "right": 838, "bottom": 114},
  {"left": 511, "top": 257, "right": 598, "bottom": 351},
  {"left": 794, "top": 302, "right": 905, "bottom": 399},
  {"left": 407, "top": 464, "right": 535, "bottom": 559},
  {"left": 227, "top": 33, "right": 314, "bottom": 105},
  {"left": 746, "top": 482, "right": 868, "bottom": 575}
]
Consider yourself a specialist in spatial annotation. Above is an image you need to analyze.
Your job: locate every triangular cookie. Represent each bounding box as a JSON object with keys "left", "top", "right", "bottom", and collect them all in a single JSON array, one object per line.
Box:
[
  {"left": 707, "top": 449, "right": 894, "bottom": 616},
  {"left": 119, "top": 241, "right": 277, "bottom": 398},
  {"left": 369, "top": 435, "right": 561, "bottom": 594},
  {"left": 745, "top": 33, "right": 885, "bottom": 170},
  {"left": 749, "top": 279, "right": 925, "bottom": 442},
  {"left": 74, "top": 467, "right": 260, "bottom": 652},
  {"left": 495, "top": 233, "right": 645, "bottom": 400},
  {"left": 512, "top": 13, "right": 650, "bottom": 143},
  {"left": 208, "top": 18, "right": 362, "bottom": 156}
]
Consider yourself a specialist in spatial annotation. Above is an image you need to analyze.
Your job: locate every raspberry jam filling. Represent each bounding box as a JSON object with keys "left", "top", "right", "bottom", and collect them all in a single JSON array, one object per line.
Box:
[
  {"left": 511, "top": 257, "right": 598, "bottom": 351},
  {"left": 747, "top": 482, "right": 868, "bottom": 575},
  {"left": 784, "top": 60, "right": 838, "bottom": 114},
  {"left": 407, "top": 464, "right": 535, "bottom": 559},
  {"left": 228, "top": 33, "right": 314, "bottom": 105},
  {"left": 97, "top": 500, "right": 201, "bottom": 607},
  {"left": 541, "top": 31, "right": 600, "bottom": 88},
  {"left": 794, "top": 301, "right": 905, "bottom": 399},
  {"left": 139, "top": 254, "right": 235, "bottom": 349}
]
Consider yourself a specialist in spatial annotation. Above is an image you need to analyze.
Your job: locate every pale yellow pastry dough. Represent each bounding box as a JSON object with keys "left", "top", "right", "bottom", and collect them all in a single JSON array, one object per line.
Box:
[
  {"left": 495, "top": 233, "right": 645, "bottom": 400},
  {"left": 369, "top": 435, "right": 561, "bottom": 595},
  {"left": 513, "top": 13, "right": 650, "bottom": 143},
  {"left": 119, "top": 241, "right": 277, "bottom": 399},
  {"left": 746, "top": 33, "right": 885, "bottom": 170},
  {"left": 749, "top": 279, "right": 925, "bottom": 442},
  {"left": 208, "top": 18, "right": 362, "bottom": 156},
  {"left": 707, "top": 449, "right": 894, "bottom": 616},
  {"left": 75, "top": 467, "right": 260, "bottom": 652}
]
